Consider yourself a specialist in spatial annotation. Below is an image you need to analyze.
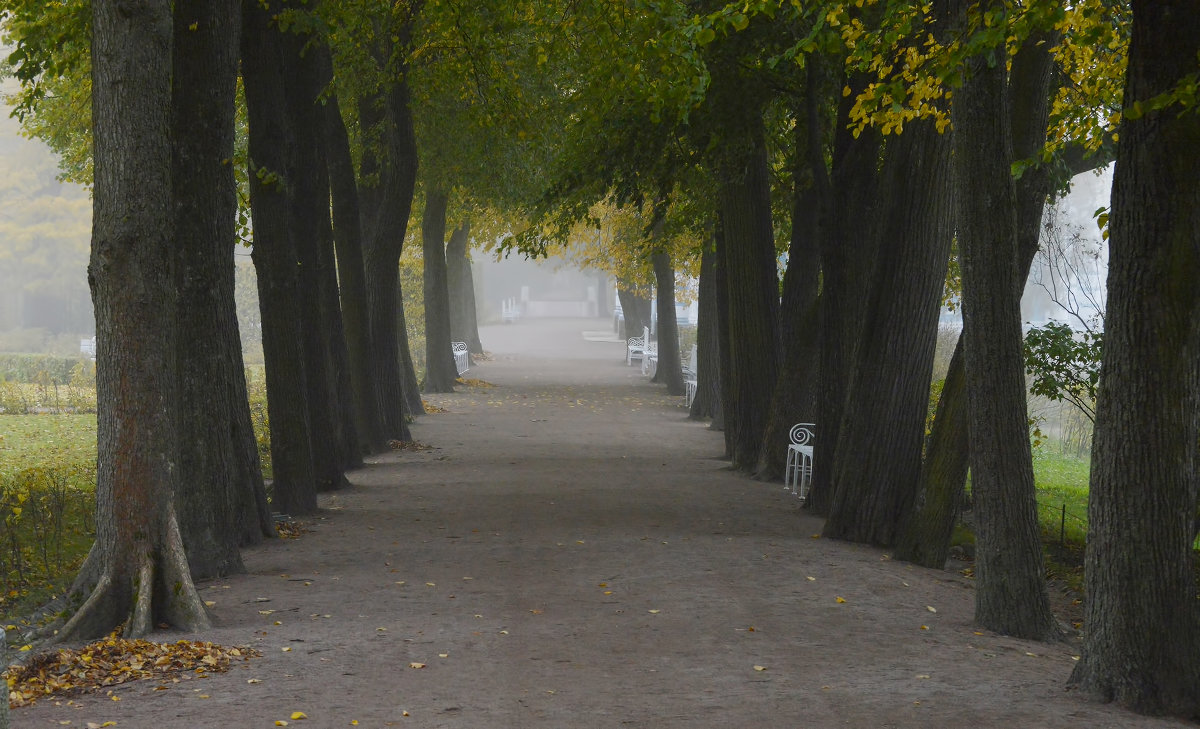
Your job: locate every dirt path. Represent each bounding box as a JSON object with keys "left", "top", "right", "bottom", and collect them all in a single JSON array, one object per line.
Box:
[{"left": 13, "top": 318, "right": 1188, "bottom": 728}]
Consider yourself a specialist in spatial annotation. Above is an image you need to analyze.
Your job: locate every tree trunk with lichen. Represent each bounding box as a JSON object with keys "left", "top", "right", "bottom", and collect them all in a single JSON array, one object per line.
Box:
[{"left": 58, "top": 0, "right": 210, "bottom": 642}]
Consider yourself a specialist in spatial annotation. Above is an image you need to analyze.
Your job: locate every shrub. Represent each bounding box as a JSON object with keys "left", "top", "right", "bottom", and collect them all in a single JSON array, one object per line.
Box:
[
  {"left": 0, "top": 354, "right": 92, "bottom": 385},
  {"left": 0, "top": 460, "right": 96, "bottom": 618}
]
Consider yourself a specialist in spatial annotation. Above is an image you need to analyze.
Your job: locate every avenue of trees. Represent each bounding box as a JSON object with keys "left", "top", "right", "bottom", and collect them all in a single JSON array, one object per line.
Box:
[{"left": 0, "top": 0, "right": 1196, "bottom": 718}]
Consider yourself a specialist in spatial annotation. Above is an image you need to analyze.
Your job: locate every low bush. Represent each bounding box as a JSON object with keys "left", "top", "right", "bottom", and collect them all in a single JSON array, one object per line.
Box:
[
  {"left": 0, "top": 353, "right": 93, "bottom": 385},
  {"left": 0, "top": 460, "right": 96, "bottom": 620}
]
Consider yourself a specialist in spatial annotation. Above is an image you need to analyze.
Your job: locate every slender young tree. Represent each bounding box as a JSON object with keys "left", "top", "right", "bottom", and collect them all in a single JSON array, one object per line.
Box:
[{"left": 1069, "top": 0, "right": 1200, "bottom": 714}]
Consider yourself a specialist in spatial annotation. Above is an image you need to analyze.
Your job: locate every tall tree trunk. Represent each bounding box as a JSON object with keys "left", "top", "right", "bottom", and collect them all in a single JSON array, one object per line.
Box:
[
  {"left": 756, "top": 86, "right": 825, "bottom": 480},
  {"left": 713, "top": 102, "right": 780, "bottom": 471},
  {"left": 361, "top": 72, "right": 418, "bottom": 440},
  {"left": 712, "top": 220, "right": 731, "bottom": 440},
  {"left": 689, "top": 237, "right": 721, "bottom": 420},
  {"left": 242, "top": 0, "right": 318, "bottom": 516},
  {"left": 421, "top": 187, "right": 459, "bottom": 392},
  {"left": 950, "top": 0, "right": 1057, "bottom": 640},
  {"left": 171, "top": 0, "right": 271, "bottom": 579},
  {"left": 895, "top": 30, "right": 1059, "bottom": 567},
  {"left": 824, "top": 116, "right": 954, "bottom": 546},
  {"left": 1069, "top": 0, "right": 1200, "bottom": 714},
  {"left": 650, "top": 250, "right": 685, "bottom": 395},
  {"left": 317, "top": 42, "right": 386, "bottom": 455},
  {"left": 445, "top": 219, "right": 476, "bottom": 355},
  {"left": 281, "top": 16, "right": 358, "bottom": 487},
  {"left": 807, "top": 85, "right": 881, "bottom": 514},
  {"left": 616, "top": 286, "right": 650, "bottom": 345},
  {"left": 58, "top": 0, "right": 209, "bottom": 642}
]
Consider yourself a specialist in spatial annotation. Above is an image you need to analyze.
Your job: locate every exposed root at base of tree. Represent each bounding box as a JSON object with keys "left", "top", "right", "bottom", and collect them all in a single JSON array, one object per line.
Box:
[
  {"left": 5, "top": 635, "right": 259, "bottom": 708},
  {"left": 42, "top": 507, "right": 211, "bottom": 645}
]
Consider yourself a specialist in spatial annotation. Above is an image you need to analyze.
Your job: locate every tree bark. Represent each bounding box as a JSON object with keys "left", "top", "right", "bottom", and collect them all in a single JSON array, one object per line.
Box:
[
  {"left": 361, "top": 72, "right": 419, "bottom": 439},
  {"left": 317, "top": 43, "right": 387, "bottom": 455},
  {"left": 807, "top": 85, "right": 881, "bottom": 514},
  {"left": 171, "top": 0, "right": 271, "bottom": 579},
  {"left": 241, "top": 0, "right": 318, "bottom": 516},
  {"left": 616, "top": 286, "right": 650, "bottom": 345},
  {"left": 445, "top": 219, "right": 479, "bottom": 356},
  {"left": 756, "top": 88, "right": 825, "bottom": 480},
  {"left": 59, "top": 0, "right": 209, "bottom": 642},
  {"left": 689, "top": 237, "right": 721, "bottom": 420},
  {"left": 650, "top": 250, "right": 685, "bottom": 395},
  {"left": 895, "top": 30, "right": 1059, "bottom": 567},
  {"left": 712, "top": 100, "right": 780, "bottom": 471},
  {"left": 824, "top": 116, "right": 954, "bottom": 546},
  {"left": 421, "top": 186, "right": 460, "bottom": 392},
  {"left": 280, "top": 15, "right": 358, "bottom": 487},
  {"left": 1068, "top": 0, "right": 1200, "bottom": 714},
  {"left": 950, "top": 0, "right": 1057, "bottom": 640}
]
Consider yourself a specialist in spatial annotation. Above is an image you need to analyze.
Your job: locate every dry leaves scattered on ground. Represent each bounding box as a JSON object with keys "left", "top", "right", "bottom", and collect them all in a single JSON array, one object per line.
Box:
[{"left": 6, "top": 636, "right": 259, "bottom": 707}]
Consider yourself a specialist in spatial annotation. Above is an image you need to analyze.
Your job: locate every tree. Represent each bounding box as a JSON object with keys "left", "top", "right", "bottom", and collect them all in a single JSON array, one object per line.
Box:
[
  {"left": 171, "top": 0, "right": 273, "bottom": 574},
  {"left": 56, "top": 0, "right": 209, "bottom": 641},
  {"left": 948, "top": 0, "right": 1058, "bottom": 640},
  {"left": 1068, "top": 0, "right": 1200, "bottom": 714},
  {"left": 421, "top": 186, "right": 461, "bottom": 392},
  {"left": 241, "top": 0, "right": 320, "bottom": 515}
]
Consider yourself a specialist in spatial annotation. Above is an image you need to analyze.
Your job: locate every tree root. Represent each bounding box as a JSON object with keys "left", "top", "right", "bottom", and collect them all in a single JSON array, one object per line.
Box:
[{"left": 51, "top": 506, "right": 210, "bottom": 645}]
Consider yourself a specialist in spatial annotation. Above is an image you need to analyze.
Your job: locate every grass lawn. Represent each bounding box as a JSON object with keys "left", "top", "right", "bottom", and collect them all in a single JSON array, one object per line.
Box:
[
  {"left": 1032, "top": 447, "right": 1091, "bottom": 546},
  {"left": 0, "top": 413, "right": 97, "bottom": 475}
]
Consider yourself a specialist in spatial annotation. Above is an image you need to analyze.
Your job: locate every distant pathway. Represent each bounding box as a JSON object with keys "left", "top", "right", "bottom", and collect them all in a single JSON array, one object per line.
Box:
[{"left": 16, "top": 318, "right": 1185, "bottom": 728}]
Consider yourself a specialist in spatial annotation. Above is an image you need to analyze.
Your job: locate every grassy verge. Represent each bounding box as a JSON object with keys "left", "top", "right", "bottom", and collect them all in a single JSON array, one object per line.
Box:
[{"left": 0, "top": 414, "right": 97, "bottom": 624}]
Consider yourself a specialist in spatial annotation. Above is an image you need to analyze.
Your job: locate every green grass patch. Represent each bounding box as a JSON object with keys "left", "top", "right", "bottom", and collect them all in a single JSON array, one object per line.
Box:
[{"left": 1033, "top": 448, "right": 1091, "bottom": 547}]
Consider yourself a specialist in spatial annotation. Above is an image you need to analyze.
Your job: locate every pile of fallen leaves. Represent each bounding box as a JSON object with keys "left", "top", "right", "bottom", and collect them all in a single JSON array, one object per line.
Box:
[
  {"left": 274, "top": 520, "right": 308, "bottom": 539},
  {"left": 388, "top": 440, "right": 436, "bottom": 452},
  {"left": 455, "top": 378, "right": 495, "bottom": 388},
  {"left": 421, "top": 400, "right": 449, "bottom": 413},
  {"left": 5, "top": 636, "right": 259, "bottom": 707}
]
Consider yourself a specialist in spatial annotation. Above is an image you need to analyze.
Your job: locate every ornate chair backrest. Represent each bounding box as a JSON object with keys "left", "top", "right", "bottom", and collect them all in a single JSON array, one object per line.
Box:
[{"left": 789, "top": 423, "right": 815, "bottom": 447}]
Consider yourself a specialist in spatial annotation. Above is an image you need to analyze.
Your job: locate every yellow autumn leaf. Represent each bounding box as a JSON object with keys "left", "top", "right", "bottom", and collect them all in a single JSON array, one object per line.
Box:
[
  {"left": 753, "top": 665, "right": 766, "bottom": 671},
  {"left": 275, "top": 722, "right": 288, "bottom": 727},
  {"left": 290, "top": 711, "right": 307, "bottom": 720},
  {"left": 926, "top": 605, "right": 937, "bottom": 613},
  {"left": 648, "top": 609, "right": 660, "bottom": 614},
  {"left": 835, "top": 597, "right": 846, "bottom": 604},
  {"left": 409, "top": 662, "right": 426, "bottom": 669}
]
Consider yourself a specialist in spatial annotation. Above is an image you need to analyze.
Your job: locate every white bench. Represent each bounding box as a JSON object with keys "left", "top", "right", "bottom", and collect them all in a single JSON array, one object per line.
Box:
[
  {"left": 682, "top": 344, "right": 698, "bottom": 406},
  {"left": 641, "top": 335, "right": 658, "bottom": 376},
  {"left": 626, "top": 325, "right": 649, "bottom": 366},
  {"left": 452, "top": 341, "right": 470, "bottom": 376},
  {"left": 501, "top": 297, "right": 520, "bottom": 323}
]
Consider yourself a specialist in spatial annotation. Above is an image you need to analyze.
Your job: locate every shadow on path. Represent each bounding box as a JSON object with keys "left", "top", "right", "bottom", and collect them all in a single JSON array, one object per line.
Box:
[{"left": 16, "top": 318, "right": 1186, "bottom": 728}]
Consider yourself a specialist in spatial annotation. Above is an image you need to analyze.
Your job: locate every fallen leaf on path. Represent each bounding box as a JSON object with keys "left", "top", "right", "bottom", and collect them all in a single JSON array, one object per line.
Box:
[
  {"left": 835, "top": 597, "right": 846, "bottom": 604},
  {"left": 753, "top": 665, "right": 767, "bottom": 672},
  {"left": 926, "top": 606, "right": 937, "bottom": 613},
  {"left": 805, "top": 576, "right": 816, "bottom": 581},
  {"left": 291, "top": 711, "right": 308, "bottom": 720},
  {"left": 409, "top": 663, "right": 426, "bottom": 669},
  {"left": 648, "top": 609, "right": 660, "bottom": 614}
]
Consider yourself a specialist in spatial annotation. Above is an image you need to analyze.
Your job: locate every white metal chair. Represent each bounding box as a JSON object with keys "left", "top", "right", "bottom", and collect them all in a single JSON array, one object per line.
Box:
[
  {"left": 452, "top": 341, "right": 470, "bottom": 376},
  {"left": 785, "top": 423, "right": 815, "bottom": 501}
]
